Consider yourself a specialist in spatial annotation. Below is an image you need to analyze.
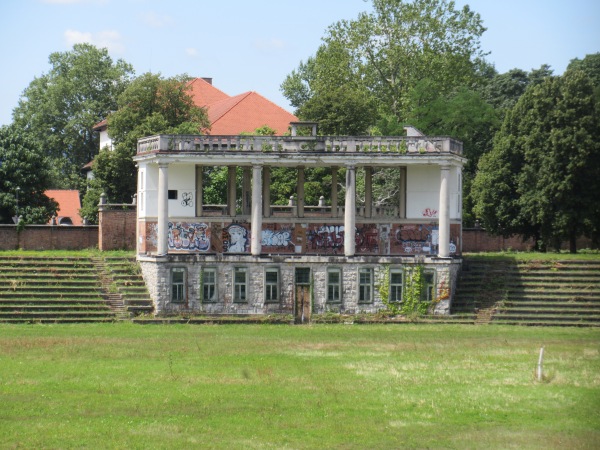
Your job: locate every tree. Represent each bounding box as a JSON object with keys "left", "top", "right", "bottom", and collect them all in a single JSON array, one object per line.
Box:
[
  {"left": 83, "top": 73, "right": 210, "bottom": 214},
  {"left": 473, "top": 68, "right": 600, "bottom": 252},
  {"left": 282, "top": 0, "right": 487, "bottom": 124},
  {"left": 12, "top": 44, "right": 133, "bottom": 188},
  {"left": 0, "top": 125, "right": 57, "bottom": 224}
]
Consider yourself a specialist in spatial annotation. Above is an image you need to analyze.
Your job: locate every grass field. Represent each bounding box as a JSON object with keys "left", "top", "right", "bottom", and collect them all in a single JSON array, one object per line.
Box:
[{"left": 1, "top": 323, "right": 598, "bottom": 449}]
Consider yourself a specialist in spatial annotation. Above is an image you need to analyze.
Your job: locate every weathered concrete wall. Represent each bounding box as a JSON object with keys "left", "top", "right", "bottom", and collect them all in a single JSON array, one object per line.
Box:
[
  {"left": 0, "top": 225, "right": 98, "bottom": 250},
  {"left": 138, "top": 255, "right": 462, "bottom": 316}
]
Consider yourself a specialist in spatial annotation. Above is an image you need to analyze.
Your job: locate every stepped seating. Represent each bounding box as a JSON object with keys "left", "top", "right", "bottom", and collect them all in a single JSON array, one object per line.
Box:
[
  {"left": 0, "top": 255, "right": 154, "bottom": 323},
  {"left": 452, "top": 258, "right": 600, "bottom": 327},
  {"left": 0, "top": 256, "right": 114, "bottom": 323},
  {"left": 104, "top": 257, "right": 154, "bottom": 316}
]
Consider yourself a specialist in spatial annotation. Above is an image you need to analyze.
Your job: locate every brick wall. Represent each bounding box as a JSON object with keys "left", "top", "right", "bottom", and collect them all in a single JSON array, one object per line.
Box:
[
  {"left": 0, "top": 225, "right": 98, "bottom": 250},
  {"left": 98, "top": 206, "right": 136, "bottom": 251},
  {"left": 462, "top": 228, "right": 534, "bottom": 252}
]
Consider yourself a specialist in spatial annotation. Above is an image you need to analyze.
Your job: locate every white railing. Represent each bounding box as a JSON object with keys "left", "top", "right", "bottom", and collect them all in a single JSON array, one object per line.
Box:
[{"left": 137, "top": 134, "right": 463, "bottom": 156}]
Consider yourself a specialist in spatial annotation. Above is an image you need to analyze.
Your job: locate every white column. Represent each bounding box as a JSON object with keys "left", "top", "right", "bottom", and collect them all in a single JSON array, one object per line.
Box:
[
  {"left": 251, "top": 165, "right": 263, "bottom": 256},
  {"left": 364, "top": 167, "right": 373, "bottom": 218},
  {"left": 297, "top": 167, "right": 305, "bottom": 218},
  {"left": 227, "top": 166, "right": 236, "bottom": 216},
  {"left": 157, "top": 162, "right": 169, "bottom": 256},
  {"left": 331, "top": 167, "right": 338, "bottom": 217},
  {"left": 242, "top": 167, "right": 251, "bottom": 216},
  {"left": 195, "top": 165, "right": 203, "bottom": 217},
  {"left": 344, "top": 165, "right": 356, "bottom": 257},
  {"left": 438, "top": 165, "right": 450, "bottom": 258},
  {"left": 262, "top": 166, "right": 271, "bottom": 218}
]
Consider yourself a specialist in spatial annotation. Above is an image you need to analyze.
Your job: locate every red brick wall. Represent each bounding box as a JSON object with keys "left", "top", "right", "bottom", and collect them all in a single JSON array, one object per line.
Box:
[
  {"left": 98, "top": 207, "right": 137, "bottom": 251},
  {"left": 0, "top": 225, "right": 98, "bottom": 250},
  {"left": 462, "top": 228, "right": 535, "bottom": 252}
]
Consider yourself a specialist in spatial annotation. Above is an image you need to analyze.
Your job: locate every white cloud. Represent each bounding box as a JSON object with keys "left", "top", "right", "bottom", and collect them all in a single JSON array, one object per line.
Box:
[
  {"left": 254, "top": 38, "right": 286, "bottom": 51},
  {"left": 185, "top": 48, "right": 199, "bottom": 57},
  {"left": 140, "top": 11, "right": 175, "bottom": 28},
  {"left": 64, "top": 29, "right": 125, "bottom": 54}
]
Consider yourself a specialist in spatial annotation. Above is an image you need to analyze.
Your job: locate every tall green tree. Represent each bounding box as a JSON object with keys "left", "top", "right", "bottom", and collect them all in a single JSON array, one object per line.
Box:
[
  {"left": 473, "top": 67, "right": 600, "bottom": 252},
  {"left": 0, "top": 125, "right": 57, "bottom": 224},
  {"left": 12, "top": 44, "right": 133, "bottom": 188},
  {"left": 282, "top": 0, "right": 487, "bottom": 125},
  {"left": 81, "top": 73, "right": 210, "bottom": 219}
]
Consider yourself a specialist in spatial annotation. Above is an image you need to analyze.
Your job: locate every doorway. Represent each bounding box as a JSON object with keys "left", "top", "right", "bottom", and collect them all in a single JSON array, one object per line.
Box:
[{"left": 294, "top": 268, "right": 311, "bottom": 324}]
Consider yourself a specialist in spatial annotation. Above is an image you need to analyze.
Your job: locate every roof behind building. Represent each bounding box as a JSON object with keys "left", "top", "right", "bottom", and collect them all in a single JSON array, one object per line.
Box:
[{"left": 45, "top": 190, "right": 82, "bottom": 226}]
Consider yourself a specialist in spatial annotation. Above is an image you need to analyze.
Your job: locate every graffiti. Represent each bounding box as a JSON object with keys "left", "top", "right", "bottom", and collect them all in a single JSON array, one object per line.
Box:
[
  {"left": 422, "top": 208, "right": 438, "bottom": 218},
  {"left": 223, "top": 224, "right": 249, "bottom": 253},
  {"left": 181, "top": 192, "right": 193, "bottom": 207},
  {"left": 355, "top": 225, "right": 379, "bottom": 253},
  {"left": 261, "top": 228, "right": 293, "bottom": 249},
  {"left": 146, "top": 223, "right": 158, "bottom": 247},
  {"left": 168, "top": 222, "right": 210, "bottom": 252},
  {"left": 394, "top": 224, "right": 438, "bottom": 255},
  {"left": 307, "top": 225, "right": 345, "bottom": 253}
]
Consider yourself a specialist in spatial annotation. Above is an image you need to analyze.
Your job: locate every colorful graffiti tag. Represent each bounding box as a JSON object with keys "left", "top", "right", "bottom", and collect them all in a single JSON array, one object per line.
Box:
[
  {"left": 223, "top": 223, "right": 250, "bottom": 253},
  {"left": 355, "top": 225, "right": 379, "bottom": 254},
  {"left": 261, "top": 227, "right": 293, "bottom": 250},
  {"left": 168, "top": 222, "right": 211, "bottom": 252},
  {"left": 307, "top": 225, "right": 345, "bottom": 253},
  {"left": 393, "top": 224, "right": 438, "bottom": 255}
]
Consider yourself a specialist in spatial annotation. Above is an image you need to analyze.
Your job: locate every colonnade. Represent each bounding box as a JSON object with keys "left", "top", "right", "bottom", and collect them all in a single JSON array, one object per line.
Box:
[{"left": 155, "top": 163, "right": 452, "bottom": 258}]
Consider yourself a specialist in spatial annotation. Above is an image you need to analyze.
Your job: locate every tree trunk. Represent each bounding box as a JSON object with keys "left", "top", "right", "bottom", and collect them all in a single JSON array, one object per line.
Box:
[{"left": 569, "top": 233, "right": 577, "bottom": 254}]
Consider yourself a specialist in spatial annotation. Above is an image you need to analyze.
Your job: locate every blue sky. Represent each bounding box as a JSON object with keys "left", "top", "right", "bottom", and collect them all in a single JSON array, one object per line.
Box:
[{"left": 0, "top": 0, "right": 598, "bottom": 126}]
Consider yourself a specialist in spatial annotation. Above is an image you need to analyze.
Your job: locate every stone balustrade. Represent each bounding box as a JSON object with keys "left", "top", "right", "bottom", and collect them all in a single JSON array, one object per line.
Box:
[{"left": 137, "top": 134, "right": 463, "bottom": 156}]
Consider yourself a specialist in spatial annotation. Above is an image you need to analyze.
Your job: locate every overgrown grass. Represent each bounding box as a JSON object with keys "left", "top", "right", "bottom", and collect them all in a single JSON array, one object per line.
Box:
[
  {"left": 0, "top": 323, "right": 598, "bottom": 449},
  {"left": 0, "top": 249, "right": 135, "bottom": 258},
  {"left": 464, "top": 250, "right": 600, "bottom": 262}
]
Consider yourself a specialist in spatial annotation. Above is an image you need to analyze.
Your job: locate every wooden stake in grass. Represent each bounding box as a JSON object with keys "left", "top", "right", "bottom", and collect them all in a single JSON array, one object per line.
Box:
[{"left": 537, "top": 346, "right": 545, "bottom": 382}]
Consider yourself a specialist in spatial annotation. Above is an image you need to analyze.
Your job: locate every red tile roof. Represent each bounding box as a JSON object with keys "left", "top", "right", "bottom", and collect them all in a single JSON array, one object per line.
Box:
[
  {"left": 187, "top": 78, "right": 298, "bottom": 136},
  {"left": 45, "top": 190, "right": 82, "bottom": 226}
]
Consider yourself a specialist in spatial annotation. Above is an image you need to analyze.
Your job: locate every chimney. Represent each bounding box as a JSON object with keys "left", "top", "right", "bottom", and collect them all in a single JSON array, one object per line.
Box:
[{"left": 201, "top": 77, "right": 213, "bottom": 85}]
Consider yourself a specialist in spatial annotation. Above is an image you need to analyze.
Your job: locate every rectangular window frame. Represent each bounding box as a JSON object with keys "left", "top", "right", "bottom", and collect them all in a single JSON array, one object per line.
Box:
[
  {"left": 389, "top": 269, "right": 404, "bottom": 303},
  {"left": 264, "top": 267, "right": 280, "bottom": 303},
  {"left": 326, "top": 268, "right": 342, "bottom": 303},
  {"left": 358, "top": 267, "right": 374, "bottom": 304},
  {"left": 171, "top": 267, "right": 186, "bottom": 303},
  {"left": 233, "top": 267, "right": 248, "bottom": 303},
  {"left": 422, "top": 270, "right": 436, "bottom": 302},
  {"left": 201, "top": 267, "right": 218, "bottom": 303}
]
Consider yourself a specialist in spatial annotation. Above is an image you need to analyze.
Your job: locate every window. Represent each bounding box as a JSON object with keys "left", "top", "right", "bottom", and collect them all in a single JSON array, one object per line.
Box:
[
  {"left": 422, "top": 271, "right": 435, "bottom": 302},
  {"left": 265, "top": 268, "right": 279, "bottom": 303},
  {"left": 202, "top": 267, "right": 217, "bottom": 302},
  {"left": 390, "top": 269, "right": 403, "bottom": 302},
  {"left": 171, "top": 267, "right": 186, "bottom": 302},
  {"left": 327, "top": 268, "right": 342, "bottom": 303},
  {"left": 358, "top": 268, "right": 373, "bottom": 303},
  {"left": 295, "top": 268, "right": 311, "bottom": 285},
  {"left": 234, "top": 267, "right": 247, "bottom": 302},
  {"left": 168, "top": 190, "right": 178, "bottom": 200}
]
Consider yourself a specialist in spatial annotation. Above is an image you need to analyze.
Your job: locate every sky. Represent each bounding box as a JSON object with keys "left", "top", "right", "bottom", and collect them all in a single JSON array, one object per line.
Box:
[{"left": 0, "top": 0, "right": 598, "bottom": 127}]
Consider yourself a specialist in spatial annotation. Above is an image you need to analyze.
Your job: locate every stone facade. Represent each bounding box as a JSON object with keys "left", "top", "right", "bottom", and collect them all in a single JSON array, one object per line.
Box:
[{"left": 139, "top": 254, "right": 462, "bottom": 317}]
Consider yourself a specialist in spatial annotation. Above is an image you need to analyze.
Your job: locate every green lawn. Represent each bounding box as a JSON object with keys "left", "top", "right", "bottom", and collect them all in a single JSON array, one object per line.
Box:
[{"left": 0, "top": 324, "right": 598, "bottom": 449}]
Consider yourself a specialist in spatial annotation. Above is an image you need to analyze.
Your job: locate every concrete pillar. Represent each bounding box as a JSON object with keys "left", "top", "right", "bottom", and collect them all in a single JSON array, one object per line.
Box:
[
  {"left": 251, "top": 165, "right": 263, "bottom": 256},
  {"left": 262, "top": 166, "right": 271, "bottom": 218},
  {"left": 331, "top": 167, "right": 338, "bottom": 217},
  {"left": 242, "top": 167, "right": 251, "bottom": 215},
  {"left": 297, "top": 167, "right": 305, "bottom": 218},
  {"left": 438, "top": 165, "right": 451, "bottom": 258},
  {"left": 227, "top": 166, "right": 236, "bottom": 216},
  {"left": 157, "top": 162, "right": 169, "bottom": 256},
  {"left": 344, "top": 165, "right": 356, "bottom": 257},
  {"left": 364, "top": 167, "right": 373, "bottom": 218},
  {"left": 399, "top": 167, "right": 407, "bottom": 218},
  {"left": 195, "top": 165, "right": 203, "bottom": 217}
]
